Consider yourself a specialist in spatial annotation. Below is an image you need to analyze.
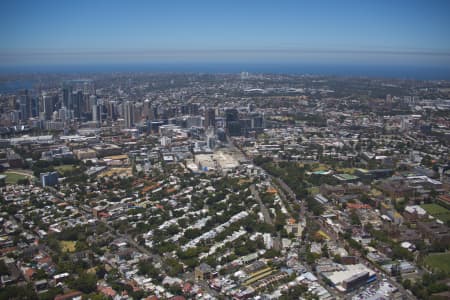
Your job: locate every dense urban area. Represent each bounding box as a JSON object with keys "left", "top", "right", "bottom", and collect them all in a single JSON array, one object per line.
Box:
[{"left": 0, "top": 72, "right": 449, "bottom": 300}]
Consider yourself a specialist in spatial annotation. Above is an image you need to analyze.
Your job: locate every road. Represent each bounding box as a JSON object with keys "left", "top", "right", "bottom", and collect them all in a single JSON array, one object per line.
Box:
[
  {"left": 249, "top": 184, "right": 273, "bottom": 225},
  {"left": 227, "top": 140, "right": 339, "bottom": 298},
  {"left": 277, "top": 176, "right": 415, "bottom": 299},
  {"left": 227, "top": 140, "right": 415, "bottom": 299},
  {"left": 270, "top": 175, "right": 307, "bottom": 220},
  {"left": 271, "top": 176, "right": 415, "bottom": 300}
]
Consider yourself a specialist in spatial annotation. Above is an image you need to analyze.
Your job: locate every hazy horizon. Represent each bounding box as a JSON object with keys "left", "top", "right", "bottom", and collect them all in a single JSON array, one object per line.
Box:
[{"left": 1, "top": 0, "right": 450, "bottom": 78}]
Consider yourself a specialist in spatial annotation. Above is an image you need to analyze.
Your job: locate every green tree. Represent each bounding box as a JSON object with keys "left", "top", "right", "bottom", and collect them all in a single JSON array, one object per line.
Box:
[
  {"left": 350, "top": 211, "right": 361, "bottom": 225},
  {"left": 138, "top": 260, "right": 160, "bottom": 279},
  {"left": 0, "top": 283, "right": 38, "bottom": 300},
  {"left": 70, "top": 273, "right": 97, "bottom": 294},
  {"left": 402, "top": 279, "right": 411, "bottom": 290},
  {"left": 0, "top": 260, "right": 9, "bottom": 275}
]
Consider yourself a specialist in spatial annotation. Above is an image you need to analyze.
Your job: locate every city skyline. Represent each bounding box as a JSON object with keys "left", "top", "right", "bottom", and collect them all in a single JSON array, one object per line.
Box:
[{"left": 1, "top": 0, "right": 450, "bottom": 70}]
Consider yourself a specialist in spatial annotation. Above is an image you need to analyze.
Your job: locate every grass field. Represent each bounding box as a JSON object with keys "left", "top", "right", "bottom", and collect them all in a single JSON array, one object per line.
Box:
[
  {"left": 421, "top": 203, "right": 450, "bottom": 222},
  {"left": 424, "top": 252, "right": 450, "bottom": 274},
  {"left": 3, "top": 171, "right": 29, "bottom": 184},
  {"left": 55, "top": 165, "right": 76, "bottom": 174},
  {"left": 60, "top": 241, "right": 76, "bottom": 252}
]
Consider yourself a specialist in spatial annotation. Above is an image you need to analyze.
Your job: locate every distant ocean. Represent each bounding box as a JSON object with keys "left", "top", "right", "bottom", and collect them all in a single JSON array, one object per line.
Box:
[
  {"left": 0, "top": 79, "right": 35, "bottom": 93},
  {"left": 1, "top": 62, "right": 450, "bottom": 80}
]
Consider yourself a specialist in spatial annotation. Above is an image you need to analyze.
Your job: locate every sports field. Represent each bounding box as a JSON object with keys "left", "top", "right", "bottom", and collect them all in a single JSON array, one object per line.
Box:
[
  {"left": 421, "top": 203, "right": 450, "bottom": 222},
  {"left": 424, "top": 252, "right": 450, "bottom": 274},
  {"left": 2, "top": 170, "right": 32, "bottom": 184}
]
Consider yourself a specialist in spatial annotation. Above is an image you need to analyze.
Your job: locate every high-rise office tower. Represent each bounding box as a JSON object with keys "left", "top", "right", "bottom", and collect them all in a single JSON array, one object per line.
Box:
[
  {"left": 72, "top": 90, "right": 83, "bottom": 119},
  {"left": 205, "top": 108, "right": 216, "bottom": 129},
  {"left": 16, "top": 90, "right": 31, "bottom": 122},
  {"left": 181, "top": 103, "right": 199, "bottom": 116},
  {"left": 225, "top": 108, "right": 241, "bottom": 136},
  {"left": 42, "top": 94, "right": 54, "bottom": 120},
  {"left": 124, "top": 101, "right": 134, "bottom": 128},
  {"left": 251, "top": 113, "right": 264, "bottom": 129},
  {"left": 225, "top": 108, "right": 239, "bottom": 123},
  {"left": 19, "top": 94, "right": 29, "bottom": 121},
  {"left": 134, "top": 102, "right": 143, "bottom": 125},
  {"left": 180, "top": 104, "right": 189, "bottom": 115},
  {"left": 106, "top": 101, "right": 117, "bottom": 121},
  {"left": 31, "top": 96, "right": 39, "bottom": 118},
  {"left": 62, "top": 85, "right": 72, "bottom": 108},
  {"left": 142, "top": 99, "right": 152, "bottom": 120},
  {"left": 189, "top": 103, "right": 199, "bottom": 115},
  {"left": 88, "top": 95, "right": 97, "bottom": 108},
  {"left": 92, "top": 104, "right": 100, "bottom": 123}
]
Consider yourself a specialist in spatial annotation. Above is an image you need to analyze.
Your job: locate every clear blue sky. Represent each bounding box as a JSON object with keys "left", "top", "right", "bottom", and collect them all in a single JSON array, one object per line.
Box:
[{"left": 1, "top": 0, "right": 450, "bottom": 67}]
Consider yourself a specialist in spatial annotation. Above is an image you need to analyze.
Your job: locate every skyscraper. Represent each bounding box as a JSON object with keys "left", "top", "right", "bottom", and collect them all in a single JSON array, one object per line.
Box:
[
  {"left": 106, "top": 101, "right": 117, "bottom": 121},
  {"left": 225, "top": 108, "right": 241, "bottom": 136},
  {"left": 72, "top": 90, "right": 83, "bottom": 119},
  {"left": 62, "top": 85, "right": 72, "bottom": 108},
  {"left": 92, "top": 104, "right": 100, "bottom": 123},
  {"left": 142, "top": 99, "right": 152, "bottom": 120},
  {"left": 124, "top": 101, "right": 134, "bottom": 128},
  {"left": 225, "top": 108, "right": 239, "bottom": 123},
  {"left": 42, "top": 94, "right": 54, "bottom": 120},
  {"left": 205, "top": 108, "right": 216, "bottom": 129},
  {"left": 16, "top": 89, "right": 31, "bottom": 122},
  {"left": 18, "top": 94, "right": 29, "bottom": 121},
  {"left": 40, "top": 171, "right": 58, "bottom": 187}
]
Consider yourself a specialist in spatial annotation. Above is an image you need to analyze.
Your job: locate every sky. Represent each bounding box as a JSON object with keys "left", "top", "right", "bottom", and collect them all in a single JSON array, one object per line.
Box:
[{"left": 1, "top": 0, "right": 450, "bottom": 69}]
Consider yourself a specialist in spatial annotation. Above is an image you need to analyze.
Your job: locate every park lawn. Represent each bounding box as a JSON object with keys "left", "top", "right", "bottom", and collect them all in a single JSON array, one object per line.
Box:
[
  {"left": 3, "top": 172, "right": 28, "bottom": 184},
  {"left": 55, "top": 165, "right": 76, "bottom": 174},
  {"left": 421, "top": 204, "right": 450, "bottom": 222},
  {"left": 60, "top": 240, "right": 76, "bottom": 252},
  {"left": 421, "top": 203, "right": 449, "bottom": 215},
  {"left": 424, "top": 252, "right": 450, "bottom": 274}
]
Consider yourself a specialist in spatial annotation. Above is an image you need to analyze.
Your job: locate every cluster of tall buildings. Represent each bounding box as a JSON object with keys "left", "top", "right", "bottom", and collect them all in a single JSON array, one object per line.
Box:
[
  {"left": 1, "top": 80, "right": 266, "bottom": 141},
  {"left": 225, "top": 108, "right": 264, "bottom": 137}
]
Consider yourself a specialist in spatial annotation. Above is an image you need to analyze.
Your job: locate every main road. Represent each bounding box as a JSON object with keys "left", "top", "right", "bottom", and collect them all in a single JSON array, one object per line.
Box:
[
  {"left": 227, "top": 138, "right": 415, "bottom": 300},
  {"left": 249, "top": 184, "right": 274, "bottom": 225}
]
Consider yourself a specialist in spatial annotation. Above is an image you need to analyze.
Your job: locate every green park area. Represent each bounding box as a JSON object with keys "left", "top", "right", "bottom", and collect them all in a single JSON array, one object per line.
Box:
[
  {"left": 55, "top": 164, "right": 77, "bottom": 174},
  {"left": 421, "top": 203, "right": 450, "bottom": 222},
  {"left": 424, "top": 252, "right": 450, "bottom": 274},
  {"left": 2, "top": 171, "right": 31, "bottom": 184}
]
